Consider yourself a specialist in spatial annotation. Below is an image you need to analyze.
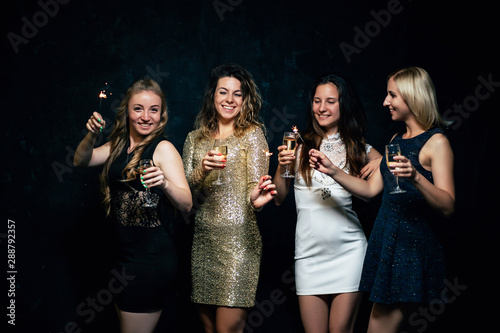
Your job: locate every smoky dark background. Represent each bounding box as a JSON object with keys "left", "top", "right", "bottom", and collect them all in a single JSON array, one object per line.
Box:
[{"left": 2, "top": 0, "right": 497, "bottom": 332}]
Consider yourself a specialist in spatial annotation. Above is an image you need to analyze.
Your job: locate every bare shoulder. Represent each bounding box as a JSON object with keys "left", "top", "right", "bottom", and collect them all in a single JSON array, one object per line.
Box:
[
  {"left": 156, "top": 140, "right": 176, "bottom": 151},
  {"left": 154, "top": 140, "right": 182, "bottom": 161},
  {"left": 425, "top": 133, "right": 452, "bottom": 154}
]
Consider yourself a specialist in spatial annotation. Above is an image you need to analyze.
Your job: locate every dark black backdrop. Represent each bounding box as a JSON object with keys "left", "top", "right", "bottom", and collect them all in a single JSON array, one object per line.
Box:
[{"left": 2, "top": 0, "right": 498, "bottom": 332}]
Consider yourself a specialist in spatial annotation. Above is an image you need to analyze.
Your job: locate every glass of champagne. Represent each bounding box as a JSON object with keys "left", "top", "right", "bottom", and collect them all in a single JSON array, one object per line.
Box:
[
  {"left": 280, "top": 131, "right": 297, "bottom": 178},
  {"left": 138, "top": 159, "right": 157, "bottom": 207},
  {"left": 385, "top": 144, "right": 406, "bottom": 194},
  {"left": 212, "top": 139, "right": 228, "bottom": 185}
]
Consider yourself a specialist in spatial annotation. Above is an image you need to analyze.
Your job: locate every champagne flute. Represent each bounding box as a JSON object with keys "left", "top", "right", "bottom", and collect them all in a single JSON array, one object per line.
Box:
[
  {"left": 280, "top": 131, "right": 297, "bottom": 178},
  {"left": 385, "top": 144, "right": 406, "bottom": 194},
  {"left": 212, "top": 139, "right": 228, "bottom": 185},
  {"left": 138, "top": 159, "right": 157, "bottom": 207}
]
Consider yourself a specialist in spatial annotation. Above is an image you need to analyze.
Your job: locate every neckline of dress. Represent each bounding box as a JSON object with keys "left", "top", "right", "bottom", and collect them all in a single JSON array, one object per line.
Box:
[
  {"left": 400, "top": 128, "right": 434, "bottom": 140},
  {"left": 325, "top": 133, "right": 341, "bottom": 141}
]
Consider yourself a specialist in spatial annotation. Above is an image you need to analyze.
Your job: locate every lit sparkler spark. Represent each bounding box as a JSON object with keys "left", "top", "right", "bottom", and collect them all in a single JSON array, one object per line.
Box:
[
  {"left": 292, "top": 125, "right": 305, "bottom": 143},
  {"left": 263, "top": 150, "right": 273, "bottom": 158},
  {"left": 98, "top": 83, "right": 113, "bottom": 109}
]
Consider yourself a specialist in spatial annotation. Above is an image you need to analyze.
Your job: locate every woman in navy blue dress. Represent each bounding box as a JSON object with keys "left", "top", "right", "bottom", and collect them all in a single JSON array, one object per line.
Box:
[{"left": 309, "top": 67, "right": 455, "bottom": 332}]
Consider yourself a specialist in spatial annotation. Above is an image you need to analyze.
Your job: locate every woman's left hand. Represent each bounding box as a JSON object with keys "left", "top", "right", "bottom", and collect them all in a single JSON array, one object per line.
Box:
[
  {"left": 391, "top": 155, "right": 417, "bottom": 181},
  {"left": 250, "top": 175, "right": 277, "bottom": 209},
  {"left": 140, "top": 166, "right": 169, "bottom": 190}
]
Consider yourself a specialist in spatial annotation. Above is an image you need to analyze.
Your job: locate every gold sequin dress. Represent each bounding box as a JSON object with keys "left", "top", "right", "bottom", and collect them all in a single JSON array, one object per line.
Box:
[{"left": 182, "top": 126, "right": 269, "bottom": 307}]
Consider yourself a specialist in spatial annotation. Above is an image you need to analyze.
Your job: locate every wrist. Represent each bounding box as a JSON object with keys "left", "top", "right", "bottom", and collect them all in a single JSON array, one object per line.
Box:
[
  {"left": 328, "top": 165, "right": 338, "bottom": 178},
  {"left": 160, "top": 177, "right": 169, "bottom": 191},
  {"left": 409, "top": 170, "right": 421, "bottom": 184}
]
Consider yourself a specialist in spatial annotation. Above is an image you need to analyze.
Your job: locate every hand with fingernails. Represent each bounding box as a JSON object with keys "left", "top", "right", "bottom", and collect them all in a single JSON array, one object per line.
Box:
[
  {"left": 389, "top": 155, "right": 417, "bottom": 181},
  {"left": 201, "top": 149, "right": 227, "bottom": 172},
  {"left": 140, "top": 165, "right": 170, "bottom": 191},
  {"left": 86, "top": 111, "right": 105, "bottom": 134},
  {"left": 250, "top": 175, "right": 278, "bottom": 209}
]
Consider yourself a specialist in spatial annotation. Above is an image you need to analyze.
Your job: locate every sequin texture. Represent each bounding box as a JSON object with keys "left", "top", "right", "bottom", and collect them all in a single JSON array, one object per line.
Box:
[{"left": 182, "top": 127, "right": 269, "bottom": 307}]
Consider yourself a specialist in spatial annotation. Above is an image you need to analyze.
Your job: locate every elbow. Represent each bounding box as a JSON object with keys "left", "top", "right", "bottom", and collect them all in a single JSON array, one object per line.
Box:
[
  {"left": 437, "top": 198, "right": 455, "bottom": 218},
  {"left": 73, "top": 155, "right": 90, "bottom": 168},
  {"left": 179, "top": 199, "right": 193, "bottom": 213},
  {"left": 273, "top": 195, "right": 285, "bottom": 206},
  {"left": 359, "top": 196, "right": 372, "bottom": 203},
  {"left": 73, "top": 158, "right": 84, "bottom": 168},
  {"left": 442, "top": 203, "right": 455, "bottom": 219},
  {"left": 354, "top": 190, "right": 378, "bottom": 203}
]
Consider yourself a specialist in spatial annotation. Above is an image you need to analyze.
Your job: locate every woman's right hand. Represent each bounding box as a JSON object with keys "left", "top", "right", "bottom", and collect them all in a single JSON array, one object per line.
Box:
[
  {"left": 202, "top": 150, "right": 227, "bottom": 172},
  {"left": 277, "top": 145, "right": 295, "bottom": 166},
  {"left": 86, "top": 111, "right": 106, "bottom": 134},
  {"left": 309, "top": 148, "right": 338, "bottom": 177}
]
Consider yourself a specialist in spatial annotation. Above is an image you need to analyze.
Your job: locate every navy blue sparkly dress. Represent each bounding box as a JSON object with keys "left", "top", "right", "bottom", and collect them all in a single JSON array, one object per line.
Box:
[{"left": 359, "top": 128, "right": 446, "bottom": 304}]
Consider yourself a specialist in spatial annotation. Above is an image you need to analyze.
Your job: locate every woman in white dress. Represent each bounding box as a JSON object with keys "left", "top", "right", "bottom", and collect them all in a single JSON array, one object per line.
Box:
[{"left": 274, "top": 74, "right": 381, "bottom": 333}]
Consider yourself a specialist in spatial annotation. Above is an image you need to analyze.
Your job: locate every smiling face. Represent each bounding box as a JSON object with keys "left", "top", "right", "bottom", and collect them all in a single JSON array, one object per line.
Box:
[
  {"left": 312, "top": 83, "right": 341, "bottom": 135},
  {"left": 128, "top": 90, "right": 162, "bottom": 138},
  {"left": 214, "top": 77, "right": 243, "bottom": 126},
  {"left": 383, "top": 77, "right": 412, "bottom": 122}
]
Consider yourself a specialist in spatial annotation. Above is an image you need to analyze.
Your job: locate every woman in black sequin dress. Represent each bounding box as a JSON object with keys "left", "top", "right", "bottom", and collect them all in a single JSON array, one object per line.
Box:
[
  {"left": 74, "top": 79, "right": 192, "bottom": 332},
  {"left": 309, "top": 67, "right": 455, "bottom": 332}
]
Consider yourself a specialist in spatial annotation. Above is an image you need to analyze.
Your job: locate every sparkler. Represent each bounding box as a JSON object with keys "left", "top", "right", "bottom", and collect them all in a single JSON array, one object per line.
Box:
[
  {"left": 263, "top": 150, "right": 273, "bottom": 158},
  {"left": 292, "top": 125, "right": 305, "bottom": 143},
  {"left": 98, "top": 82, "right": 110, "bottom": 110}
]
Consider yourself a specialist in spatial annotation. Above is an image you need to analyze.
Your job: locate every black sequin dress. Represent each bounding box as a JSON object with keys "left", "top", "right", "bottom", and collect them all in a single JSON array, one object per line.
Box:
[
  {"left": 109, "top": 136, "right": 177, "bottom": 313},
  {"left": 359, "top": 128, "right": 446, "bottom": 304}
]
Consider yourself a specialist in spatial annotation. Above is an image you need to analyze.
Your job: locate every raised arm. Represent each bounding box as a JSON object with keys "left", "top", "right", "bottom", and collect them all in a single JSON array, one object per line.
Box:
[{"left": 73, "top": 112, "right": 110, "bottom": 167}]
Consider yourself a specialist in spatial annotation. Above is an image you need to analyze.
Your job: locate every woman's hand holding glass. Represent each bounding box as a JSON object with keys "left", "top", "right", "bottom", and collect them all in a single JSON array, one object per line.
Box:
[
  {"left": 201, "top": 141, "right": 227, "bottom": 185},
  {"left": 277, "top": 144, "right": 296, "bottom": 177},
  {"left": 201, "top": 150, "right": 227, "bottom": 172},
  {"left": 139, "top": 163, "right": 169, "bottom": 191},
  {"left": 388, "top": 155, "right": 417, "bottom": 181}
]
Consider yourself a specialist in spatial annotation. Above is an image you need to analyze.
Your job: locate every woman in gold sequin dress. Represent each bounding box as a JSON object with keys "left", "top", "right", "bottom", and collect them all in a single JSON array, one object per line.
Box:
[{"left": 182, "top": 63, "right": 277, "bottom": 333}]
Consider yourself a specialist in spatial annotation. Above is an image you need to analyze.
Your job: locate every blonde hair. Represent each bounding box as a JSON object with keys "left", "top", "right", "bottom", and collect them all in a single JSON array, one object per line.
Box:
[
  {"left": 389, "top": 67, "right": 451, "bottom": 129},
  {"left": 194, "top": 63, "right": 264, "bottom": 140},
  {"left": 100, "top": 78, "right": 168, "bottom": 215}
]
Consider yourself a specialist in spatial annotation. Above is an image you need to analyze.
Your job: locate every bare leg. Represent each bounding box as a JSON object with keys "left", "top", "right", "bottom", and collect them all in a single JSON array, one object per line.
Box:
[
  {"left": 329, "top": 292, "right": 363, "bottom": 333},
  {"left": 115, "top": 306, "right": 162, "bottom": 333},
  {"left": 198, "top": 304, "right": 216, "bottom": 333},
  {"left": 367, "top": 303, "right": 404, "bottom": 333},
  {"left": 215, "top": 306, "right": 248, "bottom": 333},
  {"left": 298, "top": 295, "right": 330, "bottom": 333},
  {"left": 197, "top": 304, "right": 247, "bottom": 333}
]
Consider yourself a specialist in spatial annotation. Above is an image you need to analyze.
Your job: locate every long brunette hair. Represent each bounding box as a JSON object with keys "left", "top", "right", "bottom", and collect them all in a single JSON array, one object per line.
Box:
[
  {"left": 298, "top": 74, "right": 367, "bottom": 187},
  {"left": 194, "top": 63, "right": 264, "bottom": 140},
  {"left": 100, "top": 79, "right": 168, "bottom": 215}
]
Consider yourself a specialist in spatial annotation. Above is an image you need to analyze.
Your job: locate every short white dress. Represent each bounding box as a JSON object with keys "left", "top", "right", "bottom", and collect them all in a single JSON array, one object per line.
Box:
[{"left": 294, "top": 133, "right": 369, "bottom": 295}]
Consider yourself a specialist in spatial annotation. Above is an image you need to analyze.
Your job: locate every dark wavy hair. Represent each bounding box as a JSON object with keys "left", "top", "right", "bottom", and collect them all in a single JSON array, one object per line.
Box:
[
  {"left": 298, "top": 74, "right": 368, "bottom": 186},
  {"left": 100, "top": 78, "right": 168, "bottom": 215},
  {"left": 193, "top": 63, "right": 264, "bottom": 140}
]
